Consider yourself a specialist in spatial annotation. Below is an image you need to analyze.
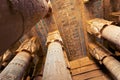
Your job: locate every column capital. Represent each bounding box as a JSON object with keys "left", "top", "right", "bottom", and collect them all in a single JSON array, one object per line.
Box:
[
  {"left": 46, "top": 30, "right": 63, "bottom": 46},
  {"left": 88, "top": 42, "right": 112, "bottom": 63},
  {"left": 16, "top": 37, "right": 40, "bottom": 54},
  {"left": 87, "top": 18, "right": 114, "bottom": 38}
]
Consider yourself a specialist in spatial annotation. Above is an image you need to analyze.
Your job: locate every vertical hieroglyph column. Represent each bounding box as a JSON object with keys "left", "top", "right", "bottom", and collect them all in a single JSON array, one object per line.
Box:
[
  {"left": 42, "top": 30, "right": 72, "bottom": 80},
  {"left": 0, "top": 37, "right": 39, "bottom": 80}
]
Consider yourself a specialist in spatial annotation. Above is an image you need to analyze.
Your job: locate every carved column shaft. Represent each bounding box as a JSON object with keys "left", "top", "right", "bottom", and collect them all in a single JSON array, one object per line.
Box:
[
  {"left": 103, "top": 56, "right": 120, "bottom": 79},
  {"left": 42, "top": 31, "right": 72, "bottom": 80},
  {"left": 0, "top": 37, "right": 39, "bottom": 80},
  {"left": 88, "top": 42, "right": 120, "bottom": 80},
  {"left": 102, "top": 25, "right": 120, "bottom": 47},
  {"left": 88, "top": 18, "right": 120, "bottom": 47},
  {"left": 0, "top": 51, "right": 31, "bottom": 80}
]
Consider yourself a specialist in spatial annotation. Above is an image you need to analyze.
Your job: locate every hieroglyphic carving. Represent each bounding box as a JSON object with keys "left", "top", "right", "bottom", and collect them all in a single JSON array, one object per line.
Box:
[
  {"left": 50, "top": 0, "right": 86, "bottom": 60},
  {"left": 34, "top": 20, "right": 48, "bottom": 54}
]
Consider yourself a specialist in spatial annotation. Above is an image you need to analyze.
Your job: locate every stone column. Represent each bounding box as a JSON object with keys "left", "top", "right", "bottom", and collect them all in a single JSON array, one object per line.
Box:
[
  {"left": 42, "top": 31, "right": 72, "bottom": 80},
  {"left": 88, "top": 42, "right": 120, "bottom": 80},
  {"left": 0, "top": 0, "right": 51, "bottom": 55},
  {"left": 87, "top": 18, "right": 120, "bottom": 47},
  {"left": 0, "top": 37, "right": 39, "bottom": 80},
  {"left": 101, "top": 25, "right": 120, "bottom": 47}
]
